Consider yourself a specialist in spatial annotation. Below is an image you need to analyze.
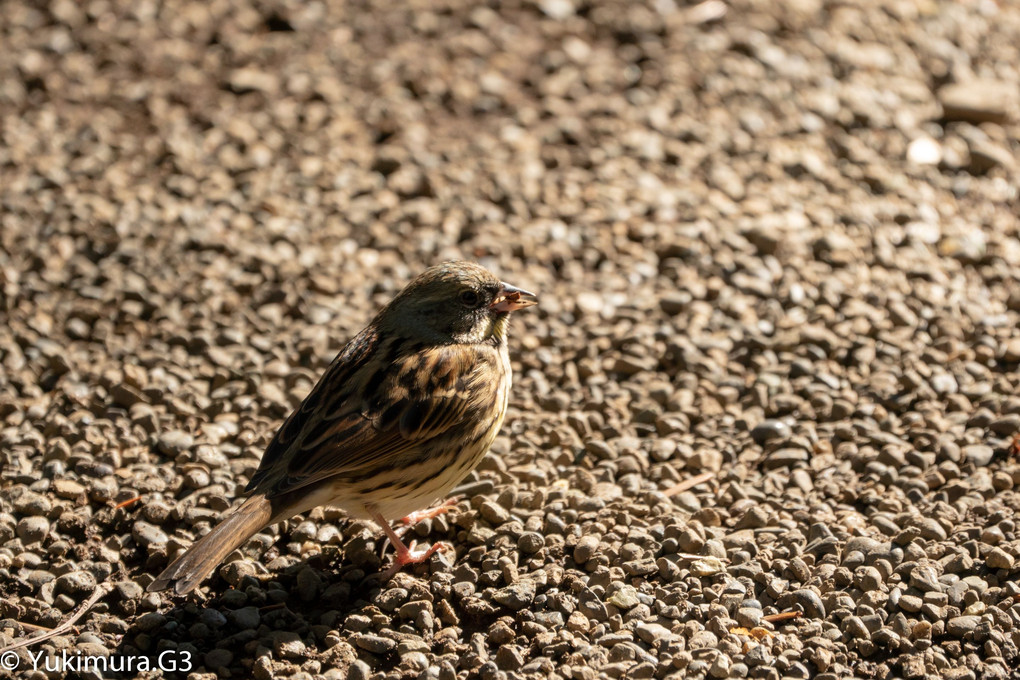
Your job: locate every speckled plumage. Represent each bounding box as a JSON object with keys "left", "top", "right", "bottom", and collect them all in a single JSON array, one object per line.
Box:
[{"left": 149, "top": 262, "right": 536, "bottom": 595}]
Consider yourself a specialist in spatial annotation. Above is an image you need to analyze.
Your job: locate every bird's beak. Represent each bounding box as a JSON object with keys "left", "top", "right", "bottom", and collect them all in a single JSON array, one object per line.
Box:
[{"left": 490, "top": 282, "right": 538, "bottom": 313}]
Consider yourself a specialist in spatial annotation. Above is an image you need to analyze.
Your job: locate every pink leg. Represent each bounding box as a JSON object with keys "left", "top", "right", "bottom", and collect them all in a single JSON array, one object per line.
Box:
[
  {"left": 367, "top": 506, "right": 449, "bottom": 574},
  {"left": 400, "top": 497, "right": 461, "bottom": 526}
]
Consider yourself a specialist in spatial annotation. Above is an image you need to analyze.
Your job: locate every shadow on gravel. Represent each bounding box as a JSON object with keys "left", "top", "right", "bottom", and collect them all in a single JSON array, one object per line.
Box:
[
  {"left": 112, "top": 548, "right": 381, "bottom": 679},
  {"left": 110, "top": 515, "right": 508, "bottom": 680}
]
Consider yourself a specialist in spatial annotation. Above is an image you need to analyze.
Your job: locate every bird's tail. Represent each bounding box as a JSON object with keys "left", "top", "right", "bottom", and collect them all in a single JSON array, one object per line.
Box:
[{"left": 148, "top": 494, "right": 273, "bottom": 595}]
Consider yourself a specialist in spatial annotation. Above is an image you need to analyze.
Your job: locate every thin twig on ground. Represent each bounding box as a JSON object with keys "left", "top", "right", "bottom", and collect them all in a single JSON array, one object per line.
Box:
[{"left": 0, "top": 583, "right": 113, "bottom": 654}]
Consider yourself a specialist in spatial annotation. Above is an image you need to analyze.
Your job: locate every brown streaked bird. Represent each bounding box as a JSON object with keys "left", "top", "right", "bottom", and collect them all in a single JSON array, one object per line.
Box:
[{"left": 149, "top": 261, "right": 537, "bottom": 595}]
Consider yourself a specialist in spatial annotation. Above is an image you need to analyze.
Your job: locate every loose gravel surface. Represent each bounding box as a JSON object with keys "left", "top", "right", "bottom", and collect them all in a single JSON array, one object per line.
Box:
[{"left": 3, "top": 0, "right": 1020, "bottom": 679}]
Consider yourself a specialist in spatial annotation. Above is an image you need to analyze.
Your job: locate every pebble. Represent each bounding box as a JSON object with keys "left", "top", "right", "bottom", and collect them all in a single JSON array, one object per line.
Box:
[
  {"left": 574, "top": 535, "right": 600, "bottom": 564},
  {"left": 52, "top": 479, "right": 86, "bottom": 499},
  {"left": 909, "top": 565, "right": 942, "bottom": 593},
  {"left": 493, "top": 581, "right": 536, "bottom": 610},
  {"left": 273, "top": 631, "right": 307, "bottom": 659},
  {"left": 354, "top": 634, "right": 396, "bottom": 654},
  {"left": 479, "top": 500, "right": 510, "bottom": 525},
  {"left": 132, "top": 521, "right": 169, "bottom": 547},
  {"left": 749, "top": 420, "right": 792, "bottom": 444},
  {"left": 962, "top": 445, "right": 994, "bottom": 467},
  {"left": 635, "top": 622, "right": 673, "bottom": 644},
  {"left": 157, "top": 430, "right": 195, "bottom": 456},
  {"left": 205, "top": 649, "right": 234, "bottom": 669},
  {"left": 16, "top": 516, "right": 50, "bottom": 543},
  {"left": 230, "top": 607, "right": 261, "bottom": 630},
  {"left": 785, "top": 589, "right": 826, "bottom": 619},
  {"left": 518, "top": 532, "right": 545, "bottom": 553},
  {"left": 55, "top": 570, "right": 97, "bottom": 596},
  {"left": 762, "top": 448, "right": 809, "bottom": 469},
  {"left": 985, "top": 548, "right": 1015, "bottom": 570},
  {"left": 946, "top": 616, "right": 981, "bottom": 637},
  {"left": 607, "top": 585, "right": 641, "bottom": 610},
  {"left": 907, "top": 137, "right": 942, "bottom": 165},
  {"left": 939, "top": 79, "right": 1016, "bottom": 124}
]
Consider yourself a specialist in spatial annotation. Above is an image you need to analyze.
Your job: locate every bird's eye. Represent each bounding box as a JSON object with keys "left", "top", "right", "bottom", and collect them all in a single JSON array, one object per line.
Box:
[{"left": 459, "top": 289, "right": 481, "bottom": 308}]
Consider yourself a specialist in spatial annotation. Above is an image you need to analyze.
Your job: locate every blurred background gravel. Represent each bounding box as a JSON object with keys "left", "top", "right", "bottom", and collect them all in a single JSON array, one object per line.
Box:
[{"left": 2, "top": 0, "right": 1020, "bottom": 678}]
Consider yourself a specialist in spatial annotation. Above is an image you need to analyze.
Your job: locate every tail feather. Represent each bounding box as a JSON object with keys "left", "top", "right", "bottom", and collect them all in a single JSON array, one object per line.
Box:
[{"left": 148, "top": 495, "right": 273, "bottom": 595}]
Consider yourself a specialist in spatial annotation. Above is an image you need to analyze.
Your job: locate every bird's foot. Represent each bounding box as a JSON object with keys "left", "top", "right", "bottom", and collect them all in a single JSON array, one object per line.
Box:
[
  {"left": 400, "top": 497, "right": 461, "bottom": 526},
  {"left": 378, "top": 540, "right": 450, "bottom": 581},
  {"left": 396, "top": 540, "right": 449, "bottom": 565},
  {"left": 368, "top": 505, "right": 453, "bottom": 581}
]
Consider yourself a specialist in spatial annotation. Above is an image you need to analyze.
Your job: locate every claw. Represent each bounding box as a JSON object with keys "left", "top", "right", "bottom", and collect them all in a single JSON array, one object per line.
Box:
[
  {"left": 366, "top": 503, "right": 455, "bottom": 581},
  {"left": 400, "top": 497, "right": 461, "bottom": 526}
]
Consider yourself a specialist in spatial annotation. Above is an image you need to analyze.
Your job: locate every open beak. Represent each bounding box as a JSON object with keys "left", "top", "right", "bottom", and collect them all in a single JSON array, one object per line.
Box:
[{"left": 490, "top": 282, "right": 538, "bottom": 313}]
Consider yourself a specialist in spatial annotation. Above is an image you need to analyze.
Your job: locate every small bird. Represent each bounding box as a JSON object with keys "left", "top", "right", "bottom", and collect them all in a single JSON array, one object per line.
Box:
[{"left": 149, "top": 261, "right": 537, "bottom": 595}]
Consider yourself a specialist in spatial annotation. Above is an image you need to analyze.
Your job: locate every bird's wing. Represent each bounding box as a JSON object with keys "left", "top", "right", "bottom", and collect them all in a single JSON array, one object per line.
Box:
[
  {"left": 247, "top": 334, "right": 496, "bottom": 499},
  {"left": 245, "top": 325, "right": 381, "bottom": 491}
]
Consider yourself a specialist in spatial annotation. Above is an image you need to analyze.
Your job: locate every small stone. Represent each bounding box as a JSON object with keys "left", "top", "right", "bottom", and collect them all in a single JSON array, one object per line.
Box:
[
  {"left": 749, "top": 420, "right": 791, "bottom": 444},
  {"left": 690, "top": 557, "right": 727, "bottom": 576},
  {"left": 988, "top": 414, "right": 1020, "bottom": 437},
  {"left": 518, "top": 532, "right": 544, "bottom": 553},
  {"left": 495, "top": 645, "right": 525, "bottom": 670},
  {"left": 762, "top": 448, "right": 809, "bottom": 469},
  {"left": 967, "top": 139, "right": 1015, "bottom": 174},
  {"left": 157, "top": 430, "right": 194, "bottom": 456},
  {"left": 1000, "top": 338, "right": 1020, "bottom": 362},
  {"left": 613, "top": 355, "right": 657, "bottom": 375},
  {"left": 52, "top": 479, "right": 86, "bottom": 499},
  {"left": 946, "top": 615, "right": 981, "bottom": 637},
  {"left": 131, "top": 613, "right": 165, "bottom": 636},
  {"left": 16, "top": 516, "right": 50, "bottom": 543},
  {"left": 901, "top": 655, "right": 926, "bottom": 679},
  {"left": 228, "top": 67, "right": 280, "bottom": 94},
  {"left": 398, "top": 600, "right": 433, "bottom": 620},
  {"left": 985, "top": 547, "right": 1014, "bottom": 570},
  {"left": 479, "top": 500, "right": 510, "bottom": 525},
  {"left": 220, "top": 560, "right": 257, "bottom": 588},
  {"left": 401, "top": 651, "right": 429, "bottom": 672},
  {"left": 205, "top": 649, "right": 234, "bottom": 669},
  {"left": 909, "top": 565, "right": 942, "bottom": 592},
  {"left": 355, "top": 634, "right": 396, "bottom": 654},
  {"left": 906, "top": 137, "right": 942, "bottom": 165},
  {"left": 709, "top": 654, "right": 731, "bottom": 678},
  {"left": 273, "top": 631, "right": 306, "bottom": 659},
  {"left": 132, "top": 521, "right": 169, "bottom": 547},
  {"left": 780, "top": 589, "right": 825, "bottom": 618},
  {"left": 24, "top": 570, "right": 54, "bottom": 588},
  {"left": 575, "top": 291, "right": 603, "bottom": 315},
  {"left": 492, "top": 580, "right": 536, "bottom": 610},
  {"left": 567, "top": 610, "right": 590, "bottom": 633},
  {"left": 607, "top": 585, "right": 640, "bottom": 609},
  {"left": 55, "top": 570, "right": 97, "bottom": 596},
  {"left": 115, "top": 581, "right": 143, "bottom": 600},
  {"left": 659, "top": 292, "right": 691, "bottom": 315},
  {"left": 914, "top": 518, "right": 947, "bottom": 541},
  {"left": 296, "top": 566, "right": 324, "bottom": 602},
  {"left": 635, "top": 622, "right": 673, "bottom": 644},
  {"left": 230, "top": 606, "right": 261, "bottom": 630},
  {"left": 939, "top": 79, "right": 1016, "bottom": 124},
  {"left": 348, "top": 660, "right": 372, "bottom": 680},
  {"left": 735, "top": 607, "right": 762, "bottom": 628},
  {"left": 962, "top": 444, "right": 994, "bottom": 466},
  {"left": 539, "top": 0, "right": 574, "bottom": 19},
  {"left": 574, "top": 535, "right": 600, "bottom": 564},
  {"left": 897, "top": 594, "right": 923, "bottom": 613}
]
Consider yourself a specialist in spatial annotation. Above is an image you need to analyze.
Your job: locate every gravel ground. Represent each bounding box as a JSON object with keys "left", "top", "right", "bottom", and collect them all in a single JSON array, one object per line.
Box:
[{"left": 2, "top": 0, "right": 1020, "bottom": 678}]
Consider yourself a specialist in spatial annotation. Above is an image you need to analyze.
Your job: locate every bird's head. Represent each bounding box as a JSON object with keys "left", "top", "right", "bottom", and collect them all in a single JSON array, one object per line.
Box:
[{"left": 377, "top": 261, "right": 538, "bottom": 346}]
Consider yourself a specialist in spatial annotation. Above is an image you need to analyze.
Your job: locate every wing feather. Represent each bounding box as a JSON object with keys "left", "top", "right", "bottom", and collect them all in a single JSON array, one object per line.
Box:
[{"left": 246, "top": 338, "right": 497, "bottom": 499}]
